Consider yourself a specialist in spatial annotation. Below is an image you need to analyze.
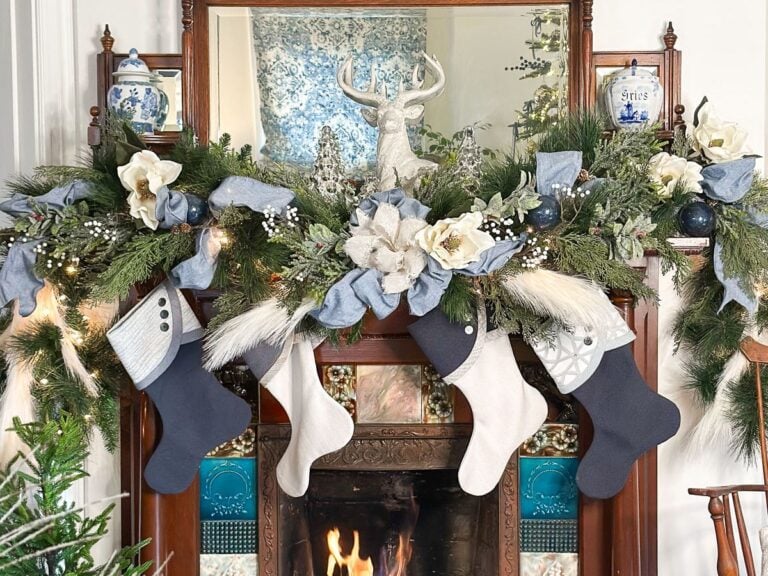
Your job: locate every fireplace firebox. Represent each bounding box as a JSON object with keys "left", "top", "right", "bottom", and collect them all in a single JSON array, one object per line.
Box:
[{"left": 258, "top": 424, "right": 518, "bottom": 576}]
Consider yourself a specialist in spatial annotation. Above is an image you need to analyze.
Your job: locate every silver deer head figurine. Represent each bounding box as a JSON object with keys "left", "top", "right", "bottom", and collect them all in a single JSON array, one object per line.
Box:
[{"left": 337, "top": 52, "right": 446, "bottom": 193}]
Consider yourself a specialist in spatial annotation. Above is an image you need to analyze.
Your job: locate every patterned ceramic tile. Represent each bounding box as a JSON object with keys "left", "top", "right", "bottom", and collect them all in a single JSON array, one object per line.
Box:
[
  {"left": 421, "top": 365, "right": 454, "bottom": 423},
  {"left": 201, "top": 520, "right": 258, "bottom": 555},
  {"left": 356, "top": 365, "right": 422, "bottom": 423},
  {"left": 520, "top": 519, "right": 578, "bottom": 553},
  {"left": 521, "top": 424, "right": 579, "bottom": 457},
  {"left": 520, "top": 552, "right": 578, "bottom": 576},
  {"left": 200, "top": 554, "right": 258, "bottom": 576},
  {"left": 251, "top": 8, "right": 426, "bottom": 170},
  {"left": 323, "top": 365, "right": 357, "bottom": 419},
  {"left": 519, "top": 457, "right": 579, "bottom": 520},
  {"left": 207, "top": 427, "right": 257, "bottom": 458},
  {"left": 200, "top": 458, "right": 257, "bottom": 521}
]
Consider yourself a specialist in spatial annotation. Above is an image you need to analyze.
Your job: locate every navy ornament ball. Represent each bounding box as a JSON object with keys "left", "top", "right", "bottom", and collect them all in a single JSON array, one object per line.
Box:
[
  {"left": 526, "top": 195, "right": 561, "bottom": 231},
  {"left": 678, "top": 202, "right": 716, "bottom": 237},
  {"left": 185, "top": 194, "right": 209, "bottom": 226}
]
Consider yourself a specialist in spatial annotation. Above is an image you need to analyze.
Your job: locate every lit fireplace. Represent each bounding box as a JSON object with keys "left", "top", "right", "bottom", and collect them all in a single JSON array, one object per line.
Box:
[
  {"left": 258, "top": 424, "right": 517, "bottom": 576},
  {"left": 325, "top": 497, "right": 418, "bottom": 576}
]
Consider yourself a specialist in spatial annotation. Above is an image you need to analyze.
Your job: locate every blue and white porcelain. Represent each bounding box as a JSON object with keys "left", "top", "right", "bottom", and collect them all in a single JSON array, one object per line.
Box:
[
  {"left": 604, "top": 59, "right": 663, "bottom": 130},
  {"left": 108, "top": 49, "right": 162, "bottom": 134},
  {"left": 150, "top": 73, "right": 170, "bottom": 130}
]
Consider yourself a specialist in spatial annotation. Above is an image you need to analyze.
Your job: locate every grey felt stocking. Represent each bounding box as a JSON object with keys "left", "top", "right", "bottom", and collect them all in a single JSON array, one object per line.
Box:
[{"left": 571, "top": 344, "right": 680, "bottom": 499}]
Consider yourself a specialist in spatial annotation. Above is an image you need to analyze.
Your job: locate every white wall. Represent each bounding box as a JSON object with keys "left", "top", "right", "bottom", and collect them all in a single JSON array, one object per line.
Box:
[
  {"left": 425, "top": 6, "right": 568, "bottom": 152},
  {"left": 2, "top": 1, "right": 767, "bottom": 572},
  {"left": 594, "top": 0, "right": 767, "bottom": 169}
]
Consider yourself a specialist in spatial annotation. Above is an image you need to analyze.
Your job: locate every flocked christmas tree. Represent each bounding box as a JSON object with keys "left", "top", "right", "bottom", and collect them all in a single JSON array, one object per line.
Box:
[
  {"left": 311, "top": 126, "right": 354, "bottom": 204},
  {"left": 454, "top": 126, "right": 483, "bottom": 193},
  {"left": 0, "top": 416, "right": 153, "bottom": 576}
]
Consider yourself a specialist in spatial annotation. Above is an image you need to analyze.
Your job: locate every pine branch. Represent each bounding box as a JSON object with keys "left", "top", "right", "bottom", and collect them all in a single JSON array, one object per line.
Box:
[
  {"left": 417, "top": 166, "right": 473, "bottom": 223},
  {"left": 0, "top": 417, "right": 151, "bottom": 575},
  {"left": 91, "top": 232, "right": 195, "bottom": 302},
  {"left": 439, "top": 276, "right": 476, "bottom": 324},
  {"left": 552, "top": 234, "right": 657, "bottom": 301},
  {"left": 536, "top": 110, "right": 608, "bottom": 167}
]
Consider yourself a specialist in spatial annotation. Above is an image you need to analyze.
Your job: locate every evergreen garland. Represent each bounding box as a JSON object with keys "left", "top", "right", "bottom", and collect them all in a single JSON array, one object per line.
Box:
[{"left": 0, "top": 106, "right": 766, "bottom": 458}]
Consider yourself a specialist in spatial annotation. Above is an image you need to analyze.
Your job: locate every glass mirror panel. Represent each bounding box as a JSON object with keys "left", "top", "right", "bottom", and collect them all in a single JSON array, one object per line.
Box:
[
  {"left": 209, "top": 5, "right": 569, "bottom": 171},
  {"left": 152, "top": 68, "right": 183, "bottom": 132}
]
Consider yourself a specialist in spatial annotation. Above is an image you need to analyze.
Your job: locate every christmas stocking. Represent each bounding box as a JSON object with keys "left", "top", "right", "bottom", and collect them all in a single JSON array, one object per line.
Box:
[
  {"left": 107, "top": 281, "right": 252, "bottom": 494},
  {"left": 409, "top": 307, "right": 548, "bottom": 496},
  {"left": 532, "top": 300, "right": 680, "bottom": 499},
  {"left": 242, "top": 335, "right": 355, "bottom": 497}
]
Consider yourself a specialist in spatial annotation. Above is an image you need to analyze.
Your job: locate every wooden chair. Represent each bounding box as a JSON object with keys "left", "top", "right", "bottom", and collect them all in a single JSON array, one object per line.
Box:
[
  {"left": 689, "top": 337, "right": 768, "bottom": 576},
  {"left": 688, "top": 485, "right": 768, "bottom": 576}
]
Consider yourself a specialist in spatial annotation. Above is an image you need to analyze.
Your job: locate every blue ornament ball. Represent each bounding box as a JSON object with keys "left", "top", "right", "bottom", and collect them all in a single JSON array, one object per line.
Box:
[
  {"left": 526, "top": 195, "right": 561, "bottom": 231},
  {"left": 185, "top": 194, "right": 209, "bottom": 226},
  {"left": 678, "top": 202, "right": 716, "bottom": 237}
]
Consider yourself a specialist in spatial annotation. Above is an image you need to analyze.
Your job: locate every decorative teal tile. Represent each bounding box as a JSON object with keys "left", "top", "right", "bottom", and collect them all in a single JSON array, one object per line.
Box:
[
  {"left": 200, "top": 554, "right": 258, "bottom": 575},
  {"left": 201, "top": 520, "right": 258, "bottom": 555},
  {"left": 200, "top": 458, "right": 257, "bottom": 521},
  {"left": 520, "top": 519, "right": 578, "bottom": 553},
  {"left": 520, "top": 552, "right": 578, "bottom": 576},
  {"left": 519, "top": 457, "right": 578, "bottom": 520}
]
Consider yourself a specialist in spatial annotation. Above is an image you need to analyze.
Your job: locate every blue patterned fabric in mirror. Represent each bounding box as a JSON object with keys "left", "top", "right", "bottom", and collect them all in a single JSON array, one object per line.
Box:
[{"left": 251, "top": 8, "right": 426, "bottom": 170}]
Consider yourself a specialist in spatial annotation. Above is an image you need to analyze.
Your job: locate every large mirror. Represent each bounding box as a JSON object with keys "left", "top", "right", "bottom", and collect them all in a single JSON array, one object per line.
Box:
[{"left": 191, "top": 1, "right": 591, "bottom": 174}]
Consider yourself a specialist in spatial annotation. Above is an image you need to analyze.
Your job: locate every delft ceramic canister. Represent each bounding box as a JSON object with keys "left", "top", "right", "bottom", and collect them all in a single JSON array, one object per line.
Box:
[
  {"left": 604, "top": 59, "right": 663, "bottom": 130},
  {"left": 108, "top": 49, "right": 162, "bottom": 134},
  {"left": 150, "top": 73, "right": 170, "bottom": 130}
]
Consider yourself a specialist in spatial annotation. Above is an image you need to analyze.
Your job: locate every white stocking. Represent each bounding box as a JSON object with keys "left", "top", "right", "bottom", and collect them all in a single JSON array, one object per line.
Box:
[
  {"left": 447, "top": 331, "right": 548, "bottom": 496},
  {"left": 262, "top": 337, "right": 355, "bottom": 497}
]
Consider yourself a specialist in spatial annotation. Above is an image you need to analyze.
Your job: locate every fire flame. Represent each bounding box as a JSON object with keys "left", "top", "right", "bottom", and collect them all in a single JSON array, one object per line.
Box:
[
  {"left": 325, "top": 526, "right": 414, "bottom": 576},
  {"left": 326, "top": 528, "right": 374, "bottom": 576}
]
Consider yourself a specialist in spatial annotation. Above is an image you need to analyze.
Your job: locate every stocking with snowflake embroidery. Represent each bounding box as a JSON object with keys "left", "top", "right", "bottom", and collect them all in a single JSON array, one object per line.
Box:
[{"left": 531, "top": 299, "right": 680, "bottom": 499}]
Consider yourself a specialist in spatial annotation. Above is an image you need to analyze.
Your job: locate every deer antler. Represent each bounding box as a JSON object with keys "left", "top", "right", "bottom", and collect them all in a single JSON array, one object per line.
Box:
[
  {"left": 337, "top": 57, "right": 388, "bottom": 107},
  {"left": 395, "top": 52, "right": 445, "bottom": 107}
]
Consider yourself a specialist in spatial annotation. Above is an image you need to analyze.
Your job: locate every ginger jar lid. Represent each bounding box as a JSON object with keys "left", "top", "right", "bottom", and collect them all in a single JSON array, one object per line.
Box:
[
  {"left": 114, "top": 48, "right": 152, "bottom": 80},
  {"left": 610, "top": 59, "right": 659, "bottom": 83}
]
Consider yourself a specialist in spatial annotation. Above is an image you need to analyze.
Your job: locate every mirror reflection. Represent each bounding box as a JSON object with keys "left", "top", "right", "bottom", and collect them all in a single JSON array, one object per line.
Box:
[
  {"left": 153, "top": 68, "right": 183, "bottom": 132},
  {"left": 209, "top": 6, "right": 569, "bottom": 173}
]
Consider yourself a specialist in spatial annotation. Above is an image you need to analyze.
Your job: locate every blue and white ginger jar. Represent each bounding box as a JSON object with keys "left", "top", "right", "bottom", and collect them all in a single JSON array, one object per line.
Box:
[
  {"left": 150, "top": 73, "right": 170, "bottom": 130},
  {"left": 605, "top": 59, "right": 663, "bottom": 130},
  {"left": 108, "top": 49, "right": 162, "bottom": 134}
]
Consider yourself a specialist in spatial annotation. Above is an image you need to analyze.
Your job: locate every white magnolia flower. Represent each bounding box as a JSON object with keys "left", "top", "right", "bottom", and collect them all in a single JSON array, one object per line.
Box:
[
  {"left": 416, "top": 211, "right": 495, "bottom": 270},
  {"left": 648, "top": 152, "right": 703, "bottom": 197},
  {"left": 117, "top": 150, "right": 182, "bottom": 230},
  {"left": 344, "top": 202, "right": 428, "bottom": 294},
  {"left": 692, "top": 102, "right": 752, "bottom": 163}
]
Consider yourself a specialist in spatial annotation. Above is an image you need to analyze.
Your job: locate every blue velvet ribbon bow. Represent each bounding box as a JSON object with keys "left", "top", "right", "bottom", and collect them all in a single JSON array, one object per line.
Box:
[
  {"left": 699, "top": 157, "right": 761, "bottom": 314},
  {"left": 0, "top": 180, "right": 94, "bottom": 316},
  {"left": 168, "top": 176, "right": 295, "bottom": 290},
  {"left": 311, "top": 189, "right": 527, "bottom": 329}
]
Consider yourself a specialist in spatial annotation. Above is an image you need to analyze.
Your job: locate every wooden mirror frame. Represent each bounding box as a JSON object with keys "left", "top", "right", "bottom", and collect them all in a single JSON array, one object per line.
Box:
[{"left": 180, "top": 0, "right": 595, "bottom": 145}]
